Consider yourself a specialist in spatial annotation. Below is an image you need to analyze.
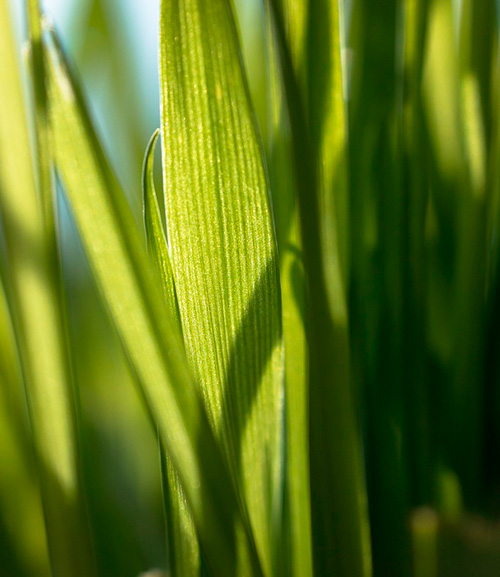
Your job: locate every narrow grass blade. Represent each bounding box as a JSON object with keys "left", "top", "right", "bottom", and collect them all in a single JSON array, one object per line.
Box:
[
  {"left": 159, "top": 2, "right": 284, "bottom": 575},
  {"left": 484, "top": 7, "right": 500, "bottom": 494},
  {"left": 0, "top": 3, "right": 96, "bottom": 575},
  {"left": 0, "top": 278, "right": 50, "bottom": 577},
  {"left": 45, "top": 28, "right": 262, "bottom": 577},
  {"left": 423, "top": 0, "right": 490, "bottom": 509},
  {"left": 266, "top": 10, "right": 312, "bottom": 577},
  {"left": 451, "top": 0, "right": 497, "bottom": 507},
  {"left": 307, "top": 1, "right": 371, "bottom": 574},
  {"left": 143, "top": 130, "right": 181, "bottom": 332},
  {"left": 26, "top": 0, "right": 54, "bottom": 236},
  {"left": 402, "top": 0, "right": 432, "bottom": 508},
  {"left": 421, "top": 0, "right": 464, "bottom": 514},
  {"left": 271, "top": 0, "right": 309, "bottom": 95},
  {"left": 143, "top": 130, "right": 200, "bottom": 577},
  {"left": 268, "top": 1, "right": 372, "bottom": 575},
  {"left": 348, "top": 0, "right": 412, "bottom": 573}
]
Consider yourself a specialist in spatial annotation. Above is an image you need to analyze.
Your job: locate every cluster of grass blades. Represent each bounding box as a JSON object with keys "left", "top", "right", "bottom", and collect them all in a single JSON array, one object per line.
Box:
[{"left": 1, "top": 0, "right": 500, "bottom": 575}]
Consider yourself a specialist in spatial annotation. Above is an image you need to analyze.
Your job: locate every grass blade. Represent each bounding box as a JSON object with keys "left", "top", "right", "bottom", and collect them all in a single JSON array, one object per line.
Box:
[
  {"left": 143, "top": 130, "right": 181, "bottom": 332},
  {"left": 266, "top": 8, "right": 313, "bottom": 577},
  {"left": 143, "top": 130, "right": 200, "bottom": 577},
  {"left": 402, "top": 0, "right": 432, "bottom": 509},
  {"left": 0, "top": 3, "right": 96, "bottom": 575},
  {"left": 348, "top": 0, "right": 412, "bottom": 572},
  {"left": 159, "top": 1, "right": 284, "bottom": 575},
  {"left": 45, "top": 27, "right": 262, "bottom": 577},
  {"left": 26, "top": 0, "right": 54, "bottom": 235},
  {"left": 450, "top": 0, "right": 497, "bottom": 507},
  {"left": 267, "top": 1, "right": 371, "bottom": 574},
  {"left": 0, "top": 277, "right": 50, "bottom": 577}
]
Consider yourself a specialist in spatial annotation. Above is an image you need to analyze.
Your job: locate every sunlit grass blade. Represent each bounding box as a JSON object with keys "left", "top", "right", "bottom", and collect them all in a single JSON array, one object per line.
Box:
[
  {"left": 159, "top": 1, "right": 284, "bottom": 575},
  {"left": 271, "top": 0, "right": 309, "bottom": 94},
  {"left": 0, "top": 3, "right": 96, "bottom": 575},
  {"left": 266, "top": 8, "right": 312, "bottom": 577},
  {"left": 421, "top": 0, "right": 465, "bottom": 515},
  {"left": 267, "top": 1, "right": 371, "bottom": 575},
  {"left": 0, "top": 278, "right": 50, "bottom": 577},
  {"left": 45, "top": 27, "right": 262, "bottom": 577},
  {"left": 422, "top": 0, "right": 489, "bottom": 509},
  {"left": 143, "top": 130, "right": 181, "bottom": 332},
  {"left": 307, "top": 4, "right": 372, "bottom": 571},
  {"left": 143, "top": 130, "right": 200, "bottom": 577},
  {"left": 26, "top": 0, "right": 54, "bottom": 235}
]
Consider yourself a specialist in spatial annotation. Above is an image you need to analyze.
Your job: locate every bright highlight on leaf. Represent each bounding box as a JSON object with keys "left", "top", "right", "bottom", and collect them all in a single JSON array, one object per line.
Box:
[
  {"left": 143, "top": 130, "right": 200, "bottom": 577},
  {"left": 44, "top": 26, "right": 261, "bottom": 577},
  {"left": 159, "top": 1, "right": 284, "bottom": 575}
]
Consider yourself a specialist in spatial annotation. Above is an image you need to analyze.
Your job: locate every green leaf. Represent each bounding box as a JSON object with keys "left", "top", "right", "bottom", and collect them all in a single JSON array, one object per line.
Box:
[
  {"left": 45, "top": 27, "right": 262, "bottom": 577},
  {"left": 0, "top": 3, "right": 96, "bottom": 575},
  {"left": 143, "top": 130, "right": 200, "bottom": 577},
  {"left": 0, "top": 278, "right": 50, "bottom": 577},
  {"left": 159, "top": 1, "right": 284, "bottom": 575},
  {"left": 266, "top": 9, "right": 313, "bottom": 577},
  {"left": 402, "top": 0, "right": 432, "bottom": 508},
  {"left": 26, "top": 0, "right": 54, "bottom": 235},
  {"left": 349, "top": 0, "right": 413, "bottom": 574},
  {"left": 143, "top": 130, "right": 182, "bottom": 334},
  {"left": 268, "top": 0, "right": 372, "bottom": 575}
]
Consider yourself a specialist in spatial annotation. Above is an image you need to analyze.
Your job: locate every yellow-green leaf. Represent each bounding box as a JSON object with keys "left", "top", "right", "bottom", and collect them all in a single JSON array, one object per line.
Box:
[
  {"left": 45, "top": 27, "right": 262, "bottom": 577},
  {"left": 0, "top": 3, "right": 96, "bottom": 575},
  {"left": 159, "top": 1, "right": 284, "bottom": 575},
  {"left": 267, "top": 0, "right": 372, "bottom": 574},
  {"left": 143, "top": 130, "right": 200, "bottom": 577},
  {"left": 266, "top": 9, "right": 313, "bottom": 577}
]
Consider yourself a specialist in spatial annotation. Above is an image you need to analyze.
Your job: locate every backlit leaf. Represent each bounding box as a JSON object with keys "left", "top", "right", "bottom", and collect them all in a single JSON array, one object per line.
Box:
[
  {"left": 159, "top": 1, "right": 284, "bottom": 575},
  {"left": 143, "top": 130, "right": 200, "bottom": 577},
  {"left": 45, "top": 27, "right": 261, "bottom": 577},
  {"left": 0, "top": 3, "right": 96, "bottom": 575}
]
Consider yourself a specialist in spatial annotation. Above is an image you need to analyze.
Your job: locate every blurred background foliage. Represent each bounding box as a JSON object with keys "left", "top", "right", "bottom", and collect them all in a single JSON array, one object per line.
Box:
[{"left": 3, "top": 0, "right": 500, "bottom": 576}]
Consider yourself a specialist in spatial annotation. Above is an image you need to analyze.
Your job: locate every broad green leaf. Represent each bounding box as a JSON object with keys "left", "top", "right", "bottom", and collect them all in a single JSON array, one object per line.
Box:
[
  {"left": 159, "top": 1, "right": 284, "bottom": 575},
  {"left": 45, "top": 28, "right": 262, "bottom": 577},
  {"left": 268, "top": 0, "right": 371, "bottom": 575},
  {"left": 0, "top": 3, "right": 96, "bottom": 575},
  {"left": 266, "top": 10, "right": 313, "bottom": 577},
  {"left": 143, "top": 130, "right": 200, "bottom": 577}
]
